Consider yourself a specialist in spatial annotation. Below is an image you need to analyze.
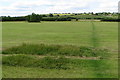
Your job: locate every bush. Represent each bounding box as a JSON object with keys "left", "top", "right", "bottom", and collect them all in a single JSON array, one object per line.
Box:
[{"left": 26, "top": 13, "right": 42, "bottom": 22}]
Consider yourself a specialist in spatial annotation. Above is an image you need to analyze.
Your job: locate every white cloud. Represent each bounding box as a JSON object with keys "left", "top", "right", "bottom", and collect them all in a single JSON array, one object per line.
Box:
[{"left": 0, "top": 0, "right": 119, "bottom": 16}]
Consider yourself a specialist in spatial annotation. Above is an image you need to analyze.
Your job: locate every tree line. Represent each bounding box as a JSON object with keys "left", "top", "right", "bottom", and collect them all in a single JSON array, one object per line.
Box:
[{"left": 1, "top": 12, "right": 120, "bottom": 22}]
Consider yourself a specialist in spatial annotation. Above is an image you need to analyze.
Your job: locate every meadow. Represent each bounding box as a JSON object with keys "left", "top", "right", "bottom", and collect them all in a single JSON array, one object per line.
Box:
[{"left": 2, "top": 21, "right": 118, "bottom": 78}]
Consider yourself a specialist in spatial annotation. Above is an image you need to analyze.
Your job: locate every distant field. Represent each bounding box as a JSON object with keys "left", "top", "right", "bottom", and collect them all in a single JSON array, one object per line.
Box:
[
  {"left": 53, "top": 14, "right": 72, "bottom": 16},
  {"left": 2, "top": 21, "right": 118, "bottom": 78},
  {"left": 48, "top": 14, "right": 118, "bottom": 19},
  {"left": 70, "top": 15, "right": 118, "bottom": 19}
]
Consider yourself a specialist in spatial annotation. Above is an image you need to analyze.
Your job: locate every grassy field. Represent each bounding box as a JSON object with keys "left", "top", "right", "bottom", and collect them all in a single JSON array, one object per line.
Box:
[
  {"left": 2, "top": 59, "right": 118, "bottom": 78},
  {"left": 2, "top": 21, "right": 118, "bottom": 78},
  {"left": 2, "top": 22, "right": 118, "bottom": 49}
]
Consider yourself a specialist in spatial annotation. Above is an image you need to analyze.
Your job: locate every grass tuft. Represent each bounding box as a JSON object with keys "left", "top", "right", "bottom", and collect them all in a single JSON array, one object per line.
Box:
[
  {"left": 2, "top": 55, "right": 70, "bottom": 69},
  {"left": 2, "top": 43, "right": 109, "bottom": 58}
]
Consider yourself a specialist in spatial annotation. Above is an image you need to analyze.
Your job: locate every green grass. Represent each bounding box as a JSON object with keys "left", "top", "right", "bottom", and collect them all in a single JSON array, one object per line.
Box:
[
  {"left": 2, "top": 22, "right": 118, "bottom": 49},
  {"left": 2, "top": 21, "right": 118, "bottom": 78},
  {"left": 2, "top": 43, "right": 109, "bottom": 58},
  {"left": 3, "top": 55, "right": 70, "bottom": 69},
  {"left": 91, "top": 22, "right": 99, "bottom": 47},
  {"left": 3, "top": 22, "right": 92, "bottom": 48},
  {"left": 2, "top": 59, "right": 118, "bottom": 78}
]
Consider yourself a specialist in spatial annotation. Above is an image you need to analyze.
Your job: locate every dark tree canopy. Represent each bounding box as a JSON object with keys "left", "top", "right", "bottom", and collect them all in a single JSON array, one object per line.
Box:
[
  {"left": 49, "top": 14, "right": 54, "bottom": 17},
  {"left": 26, "top": 13, "right": 42, "bottom": 22}
]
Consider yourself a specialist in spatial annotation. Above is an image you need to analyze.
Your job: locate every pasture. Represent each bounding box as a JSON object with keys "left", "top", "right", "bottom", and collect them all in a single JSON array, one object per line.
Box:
[{"left": 2, "top": 21, "right": 118, "bottom": 78}]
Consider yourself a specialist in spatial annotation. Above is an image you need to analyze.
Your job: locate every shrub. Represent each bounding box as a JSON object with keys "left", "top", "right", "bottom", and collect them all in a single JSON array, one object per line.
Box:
[{"left": 26, "top": 13, "right": 42, "bottom": 22}]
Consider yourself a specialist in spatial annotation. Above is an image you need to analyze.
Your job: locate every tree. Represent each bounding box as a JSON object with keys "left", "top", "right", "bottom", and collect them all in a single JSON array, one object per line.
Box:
[
  {"left": 26, "top": 13, "right": 42, "bottom": 22},
  {"left": 42, "top": 15, "right": 47, "bottom": 17},
  {"left": 56, "top": 15, "right": 60, "bottom": 17},
  {"left": 49, "top": 14, "right": 53, "bottom": 17}
]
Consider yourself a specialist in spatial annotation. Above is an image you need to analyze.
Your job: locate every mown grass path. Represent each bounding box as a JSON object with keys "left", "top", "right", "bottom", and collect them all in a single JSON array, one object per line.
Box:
[
  {"left": 91, "top": 22, "right": 99, "bottom": 48},
  {"left": 88, "top": 22, "right": 118, "bottom": 78},
  {"left": 85, "top": 22, "right": 102, "bottom": 77}
]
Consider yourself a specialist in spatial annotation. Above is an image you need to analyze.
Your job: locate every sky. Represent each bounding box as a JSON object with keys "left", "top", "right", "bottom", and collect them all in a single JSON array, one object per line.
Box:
[{"left": 0, "top": 0, "right": 119, "bottom": 16}]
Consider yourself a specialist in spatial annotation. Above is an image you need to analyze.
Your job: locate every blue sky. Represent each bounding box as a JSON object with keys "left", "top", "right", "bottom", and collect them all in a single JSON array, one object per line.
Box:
[{"left": 0, "top": 0, "right": 119, "bottom": 16}]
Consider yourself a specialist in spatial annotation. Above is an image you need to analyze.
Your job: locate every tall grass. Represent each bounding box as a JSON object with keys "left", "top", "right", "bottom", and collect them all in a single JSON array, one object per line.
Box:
[
  {"left": 3, "top": 55, "right": 70, "bottom": 69},
  {"left": 3, "top": 54, "right": 111, "bottom": 70},
  {"left": 2, "top": 43, "right": 109, "bottom": 58}
]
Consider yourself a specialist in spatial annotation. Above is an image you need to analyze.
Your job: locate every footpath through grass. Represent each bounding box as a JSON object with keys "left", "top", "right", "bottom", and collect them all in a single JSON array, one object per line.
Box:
[{"left": 91, "top": 22, "right": 99, "bottom": 48}]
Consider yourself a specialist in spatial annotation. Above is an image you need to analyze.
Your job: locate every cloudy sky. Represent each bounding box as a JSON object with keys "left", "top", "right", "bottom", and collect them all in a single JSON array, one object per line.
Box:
[{"left": 0, "top": 0, "right": 119, "bottom": 16}]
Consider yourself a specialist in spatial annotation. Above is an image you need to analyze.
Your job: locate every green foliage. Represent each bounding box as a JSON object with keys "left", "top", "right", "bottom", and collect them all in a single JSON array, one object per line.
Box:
[
  {"left": 1, "top": 12, "right": 118, "bottom": 21},
  {"left": 49, "top": 14, "right": 54, "bottom": 17},
  {"left": 101, "top": 18, "right": 120, "bottom": 22},
  {"left": 2, "top": 44, "right": 109, "bottom": 58},
  {"left": 42, "top": 17, "right": 72, "bottom": 21},
  {"left": 2, "top": 16, "right": 26, "bottom": 21},
  {"left": 26, "top": 13, "right": 42, "bottom": 22}
]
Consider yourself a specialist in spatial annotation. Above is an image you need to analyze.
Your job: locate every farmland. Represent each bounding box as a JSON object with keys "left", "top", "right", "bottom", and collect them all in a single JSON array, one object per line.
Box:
[{"left": 2, "top": 21, "right": 118, "bottom": 78}]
